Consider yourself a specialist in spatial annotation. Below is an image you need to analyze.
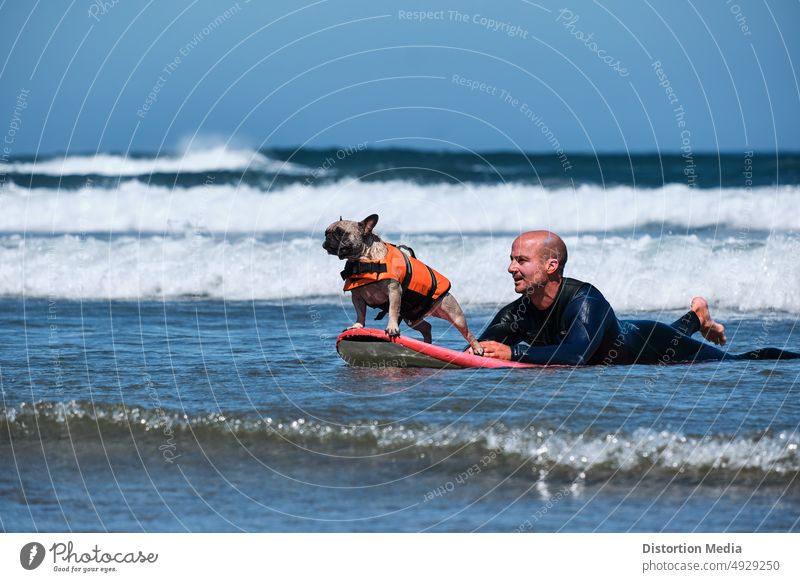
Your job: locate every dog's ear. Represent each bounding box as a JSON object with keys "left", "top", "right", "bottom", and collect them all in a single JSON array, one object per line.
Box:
[{"left": 360, "top": 214, "right": 379, "bottom": 235}]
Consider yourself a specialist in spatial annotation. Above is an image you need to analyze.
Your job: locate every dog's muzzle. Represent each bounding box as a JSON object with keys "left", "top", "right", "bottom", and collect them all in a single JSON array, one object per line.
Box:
[{"left": 323, "top": 238, "right": 348, "bottom": 257}]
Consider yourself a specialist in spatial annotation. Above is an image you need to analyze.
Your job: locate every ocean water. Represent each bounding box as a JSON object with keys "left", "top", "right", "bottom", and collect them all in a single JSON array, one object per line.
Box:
[{"left": 0, "top": 147, "right": 798, "bottom": 532}]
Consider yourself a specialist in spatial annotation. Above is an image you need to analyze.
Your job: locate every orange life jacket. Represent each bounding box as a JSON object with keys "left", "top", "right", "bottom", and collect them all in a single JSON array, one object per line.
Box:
[{"left": 341, "top": 243, "right": 451, "bottom": 322}]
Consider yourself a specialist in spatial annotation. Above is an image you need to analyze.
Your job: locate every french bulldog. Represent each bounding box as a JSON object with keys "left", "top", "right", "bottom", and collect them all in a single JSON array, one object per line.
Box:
[{"left": 323, "top": 214, "right": 484, "bottom": 356}]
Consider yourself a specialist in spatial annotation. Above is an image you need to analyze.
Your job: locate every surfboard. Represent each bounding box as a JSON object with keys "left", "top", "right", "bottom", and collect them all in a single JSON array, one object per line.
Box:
[{"left": 335, "top": 328, "right": 538, "bottom": 369}]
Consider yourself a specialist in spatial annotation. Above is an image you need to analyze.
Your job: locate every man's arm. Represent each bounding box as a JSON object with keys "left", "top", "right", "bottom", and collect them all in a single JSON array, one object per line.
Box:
[{"left": 510, "top": 290, "right": 615, "bottom": 365}]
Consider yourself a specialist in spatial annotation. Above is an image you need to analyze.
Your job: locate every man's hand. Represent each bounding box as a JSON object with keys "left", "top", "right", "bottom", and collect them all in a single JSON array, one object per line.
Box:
[{"left": 476, "top": 341, "right": 512, "bottom": 361}]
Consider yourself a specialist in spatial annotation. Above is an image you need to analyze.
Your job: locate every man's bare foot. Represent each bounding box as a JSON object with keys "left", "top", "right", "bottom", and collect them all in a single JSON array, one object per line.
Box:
[{"left": 691, "top": 297, "right": 727, "bottom": 346}]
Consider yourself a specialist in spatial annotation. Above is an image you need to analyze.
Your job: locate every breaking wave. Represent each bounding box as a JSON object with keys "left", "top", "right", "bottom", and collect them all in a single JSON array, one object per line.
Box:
[
  {"left": 3, "top": 400, "right": 797, "bottom": 484},
  {"left": 1, "top": 180, "right": 799, "bottom": 233},
  {"left": 1, "top": 232, "right": 798, "bottom": 311}
]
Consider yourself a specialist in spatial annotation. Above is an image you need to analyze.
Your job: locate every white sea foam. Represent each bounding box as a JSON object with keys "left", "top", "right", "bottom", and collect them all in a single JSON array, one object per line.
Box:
[
  {"left": 4, "top": 401, "right": 797, "bottom": 477},
  {"left": 485, "top": 427, "right": 800, "bottom": 475},
  {"left": 2, "top": 232, "right": 798, "bottom": 310},
  {"left": 0, "top": 146, "right": 307, "bottom": 176},
  {"left": 1, "top": 180, "right": 799, "bottom": 233}
]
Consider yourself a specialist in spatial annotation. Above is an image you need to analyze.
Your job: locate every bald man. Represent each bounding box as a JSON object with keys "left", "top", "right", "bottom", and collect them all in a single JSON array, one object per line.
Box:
[{"left": 476, "top": 231, "right": 797, "bottom": 365}]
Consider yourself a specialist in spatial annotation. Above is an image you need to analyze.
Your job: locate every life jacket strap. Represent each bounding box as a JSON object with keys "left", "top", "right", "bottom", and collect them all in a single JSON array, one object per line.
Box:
[
  {"left": 423, "top": 264, "right": 438, "bottom": 302},
  {"left": 399, "top": 251, "right": 413, "bottom": 289},
  {"left": 340, "top": 261, "right": 388, "bottom": 280}
]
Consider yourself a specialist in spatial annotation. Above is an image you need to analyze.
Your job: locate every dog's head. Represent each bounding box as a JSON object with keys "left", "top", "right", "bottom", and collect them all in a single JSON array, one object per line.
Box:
[{"left": 322, "top": 214, "right": 380, "bottom": 260}]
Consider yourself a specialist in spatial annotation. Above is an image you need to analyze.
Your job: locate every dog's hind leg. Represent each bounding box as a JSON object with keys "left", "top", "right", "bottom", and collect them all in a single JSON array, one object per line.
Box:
[
  {"left": 408, "top": 319, "right": 433, "bottom": 344},
  {"left": 430, "top": 294, "right": 484, "bottom": 356}
]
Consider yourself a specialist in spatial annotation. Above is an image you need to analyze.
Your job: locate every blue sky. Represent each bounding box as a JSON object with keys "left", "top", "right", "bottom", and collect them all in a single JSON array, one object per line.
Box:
[{"left": 1, "top": 0, "right": 798, "bottom": 155}]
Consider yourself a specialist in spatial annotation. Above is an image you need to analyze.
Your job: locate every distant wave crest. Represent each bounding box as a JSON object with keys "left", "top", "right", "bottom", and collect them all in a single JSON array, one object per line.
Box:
[{"left": 0, "top": 146, "right": 308, "bottom": 176}]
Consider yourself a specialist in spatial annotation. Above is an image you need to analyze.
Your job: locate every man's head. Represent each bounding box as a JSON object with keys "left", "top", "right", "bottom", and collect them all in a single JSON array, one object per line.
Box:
[{"left": 508, "top": 231, "right": 568, "bottom": 295}]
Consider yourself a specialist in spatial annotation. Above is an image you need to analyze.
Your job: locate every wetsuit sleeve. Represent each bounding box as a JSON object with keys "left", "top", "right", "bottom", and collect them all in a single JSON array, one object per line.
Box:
[
  {"left": 510, "top": 289, "right": 615, "bottom": 365},
  {"left": 477, "top": 300, "right": 526, "bottom": 345}
]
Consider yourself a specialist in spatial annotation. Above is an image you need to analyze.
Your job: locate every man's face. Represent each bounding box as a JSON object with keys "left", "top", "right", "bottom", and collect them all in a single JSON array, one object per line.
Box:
[{"left": 508, "top": 238, "right": 549, "bottom": 294}]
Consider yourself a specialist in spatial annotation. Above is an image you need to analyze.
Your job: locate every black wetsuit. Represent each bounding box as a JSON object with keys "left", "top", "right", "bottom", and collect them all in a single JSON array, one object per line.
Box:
[{"left": 479, "top": 277, "right": 800, "bottom": 365}]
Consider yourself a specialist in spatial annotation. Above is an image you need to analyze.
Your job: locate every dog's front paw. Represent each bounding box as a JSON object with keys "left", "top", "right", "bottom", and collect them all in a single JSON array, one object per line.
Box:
[
  {"left": 346, "top": 323, "right": 364, "bottom": 330},
  {"left": 470, "top": 343, "right": 485, "bottom": 357},
  {"left": 385, "top": 324, "right": 400, "bottom": 338}
]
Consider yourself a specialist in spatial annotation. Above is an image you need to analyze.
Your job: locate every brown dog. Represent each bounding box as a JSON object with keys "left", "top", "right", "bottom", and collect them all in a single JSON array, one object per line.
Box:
[{"left": 323, "top": 214, "right": 484, "bottom": 355}]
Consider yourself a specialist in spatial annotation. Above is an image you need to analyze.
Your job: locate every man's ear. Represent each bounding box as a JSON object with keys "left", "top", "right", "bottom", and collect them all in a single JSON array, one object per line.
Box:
[
  {"left": 545, "top": 258, "right": 560, "bottom": 275},
  {"left": 360, "top": 214, "right": 379, "bottom": 235}
]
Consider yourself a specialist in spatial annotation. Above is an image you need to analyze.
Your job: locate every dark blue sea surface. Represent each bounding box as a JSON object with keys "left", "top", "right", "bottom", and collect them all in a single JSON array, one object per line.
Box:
[{"left": 1, "top": 299, "right": 798, "bottom": 532}]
